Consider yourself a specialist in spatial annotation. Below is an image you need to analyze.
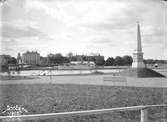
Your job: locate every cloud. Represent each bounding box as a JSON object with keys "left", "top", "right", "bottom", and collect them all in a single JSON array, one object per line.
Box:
[
  {"left": 1, "top": 0, "right": 27, "bottom": 21},
  {"left": 91, "top": 38, "right": 113, "bottom": 44},
  {"left": 25, "top": 0, "right": 60, "bottom": 19},
  {"left": 83, "top": 0, "right": 165, "bottom": 32},
  {"left": 1, "top": 0, "right": 167, "bottom": 59},
  {"left": 140, "top": 25, "right": 167, "bottom": 47},
  {"left": 89, "top": 37, "right": 119, "bottom": 48},
  {"left": 143, "top": 26, "right": 167, "bottom": 37},
  {"left": 36, "top": 0, "right": 68, "bottom": 2},
  {"left": 1, "top": 23, "right": 46, "bottom": 38},
  {"left": 0, "top": 19, "right": 53, "bottom": 56},
  {"left": 0, "top": 38, "right": 19, "bottom": 55}
]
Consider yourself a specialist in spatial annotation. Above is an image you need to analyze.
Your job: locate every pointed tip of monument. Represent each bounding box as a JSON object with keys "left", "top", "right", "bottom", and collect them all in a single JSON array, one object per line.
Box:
[{"left": 136, "top": 21, "right": 140, "bottom": 25}]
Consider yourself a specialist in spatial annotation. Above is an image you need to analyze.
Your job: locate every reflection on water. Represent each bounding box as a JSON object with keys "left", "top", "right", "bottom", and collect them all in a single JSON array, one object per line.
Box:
[{"left": 0, "top": 69, "right": 123, "bottom": 76}]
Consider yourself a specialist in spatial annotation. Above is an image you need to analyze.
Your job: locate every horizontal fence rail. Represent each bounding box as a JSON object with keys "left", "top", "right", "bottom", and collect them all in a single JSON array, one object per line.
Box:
[{"left": 0, "top": 104, "right": 166, "bottom": 121}]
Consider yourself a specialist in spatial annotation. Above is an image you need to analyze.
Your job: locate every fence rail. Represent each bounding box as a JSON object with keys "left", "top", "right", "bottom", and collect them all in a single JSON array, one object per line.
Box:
[{"left": 0, "top": 104, "right": 166, "bottom": 122}]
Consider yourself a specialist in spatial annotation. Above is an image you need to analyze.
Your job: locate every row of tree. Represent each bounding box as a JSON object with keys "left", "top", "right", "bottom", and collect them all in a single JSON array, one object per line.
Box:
[
  {"left": 104, "top": 56, "right": 133, "bottom": 66},
  {"left": 41, "top": 53, "right": 104, "bottom": 66},
  {"left": 143, "top": 59, "right": 167, "bottom": 64},
  {"left": 41, "top": 54, "right": 133, "bottom": 66},
  {"left": 1, "top": 53, "right": 167, "bottom": 68}
]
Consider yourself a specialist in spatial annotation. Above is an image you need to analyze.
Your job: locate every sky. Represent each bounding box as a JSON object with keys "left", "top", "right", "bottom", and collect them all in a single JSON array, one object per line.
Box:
[{"left": 0, "top": 0, "right": 167, "bottom": 60}]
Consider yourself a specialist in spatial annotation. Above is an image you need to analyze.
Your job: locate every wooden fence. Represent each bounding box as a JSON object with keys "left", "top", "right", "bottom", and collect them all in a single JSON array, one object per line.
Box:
[{"left": 0, "top": 104, "right": 166, "bottom": 122}]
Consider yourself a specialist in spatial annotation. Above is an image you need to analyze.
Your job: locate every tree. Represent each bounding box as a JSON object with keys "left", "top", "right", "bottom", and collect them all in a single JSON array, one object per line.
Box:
[
  {"left": 70, "top": 56, "right": 77, "bottom": 61},
  {"left": 95, "top": 56, "right": 105, "bottom": 66},
  {"left": 0, "top": 55, "right": 17, "bottom": 72},
  {"left": 122, "top": 55, "right": 133, "bottom": 66},
  {"left": 54, "top": 53, "right": 67, "bottom": 64},
  {"left": 47, "top": 53, "right": 70, "bottom": 65},
  {"left": 105, "top": 57, "right": 115, "bottom": 66},
  {"left": 47, "top": 54, "right": 55, "bottom": 65},
  {"left": 66, "top": 52, "right": 73, "bottom": 62},
  {"left": 66, "top": 52, "right": 73, "bottom": 58},
  {"left": 114, "top": 56, "right": 123, "bottom": 66},
  {"left": 40, "top": 56, "right": 48, "bottom": 66},
  {"left": 8, "top": 57, "right": 17, "bottom": 65}
]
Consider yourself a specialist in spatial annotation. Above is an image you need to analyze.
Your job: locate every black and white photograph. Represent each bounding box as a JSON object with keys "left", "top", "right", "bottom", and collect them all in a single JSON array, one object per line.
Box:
[{"left": 0, "top": 0, "right": 167, "bottom": 122}]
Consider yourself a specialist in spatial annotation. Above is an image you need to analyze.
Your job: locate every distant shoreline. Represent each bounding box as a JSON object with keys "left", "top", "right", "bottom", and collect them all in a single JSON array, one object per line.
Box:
[
  {"left": 5, "top": 65, "right": 167, "bottom": 71},
  {"left": 0, "top": 68, "right": 166, "bottom": 79},
  {"left": 0, "top": 75, "right": 39, "bottom": 80},
  {"left": 4, "top": 66, "right": 130, "bottom": 71},
  {"left": 0, "top": 71, "right": 117, "bottom": 81}
]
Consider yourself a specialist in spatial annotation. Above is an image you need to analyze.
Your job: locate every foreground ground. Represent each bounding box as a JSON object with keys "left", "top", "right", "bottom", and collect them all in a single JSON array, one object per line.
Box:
[
  {"left": 0, "top": 70, "right": 166, "bottom": 122},
  {"left": 0, "top": 84, "right": 167, "bottom": 122}
]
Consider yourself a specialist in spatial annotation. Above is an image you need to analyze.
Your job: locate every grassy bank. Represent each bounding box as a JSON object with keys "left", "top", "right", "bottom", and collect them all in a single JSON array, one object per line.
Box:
[{"left": 0, "top": 84, "right": 166, "bottom": 122}]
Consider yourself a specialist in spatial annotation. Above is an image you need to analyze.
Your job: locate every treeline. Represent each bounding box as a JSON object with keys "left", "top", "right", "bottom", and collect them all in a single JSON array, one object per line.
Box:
[
  {"left": 0, "top": 55, "right": 17, "bottom": 72},
  {"left": 144, "top": 59, "right": 167, "bottom": 64},
  {"left": 43, "top": 54, "right": 133, "bottom": 66},
  {"left": 0, "top": 55, "right": 17, "bottom": 65},
  {"left": 105, "top": 57, "right": 167, "bottom": 66},
  {"left": 41, "top": 53, "right": 105, "bottom": 66},
  {"left": 104, "top": 55, "right": 133, "bottom": 66},
  {"left": 1, "top": 53, "right": 167, "bottom": 68}
]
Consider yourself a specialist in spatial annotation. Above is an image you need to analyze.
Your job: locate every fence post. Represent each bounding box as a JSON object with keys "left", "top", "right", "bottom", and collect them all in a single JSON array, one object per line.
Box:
[{"left": 141, "top": 108, "right": 148, "bottom": 122}]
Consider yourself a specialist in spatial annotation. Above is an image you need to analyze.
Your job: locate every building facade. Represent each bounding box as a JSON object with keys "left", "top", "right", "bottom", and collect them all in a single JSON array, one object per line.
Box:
[{"left": 22, "top": 51, "right": 40, "bottom": 65}]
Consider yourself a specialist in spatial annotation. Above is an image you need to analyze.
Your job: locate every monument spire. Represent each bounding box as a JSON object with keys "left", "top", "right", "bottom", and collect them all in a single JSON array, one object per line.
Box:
[
  {"left": 132, "top": 22, "right": 145, "bottom": 68},
  {"left": 137, "top": 23, "right": 142, "bottom": 52}
]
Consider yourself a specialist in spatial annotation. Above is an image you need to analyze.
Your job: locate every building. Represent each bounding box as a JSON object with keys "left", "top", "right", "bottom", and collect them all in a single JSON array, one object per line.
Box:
[{"left": 22, "top": 51, "right": 40, "bottom": 65}]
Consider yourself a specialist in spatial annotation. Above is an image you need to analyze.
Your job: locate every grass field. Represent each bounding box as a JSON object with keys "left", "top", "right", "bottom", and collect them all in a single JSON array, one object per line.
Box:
[{"left": 0, "top": 84, "right": 166, "bottom": 122}]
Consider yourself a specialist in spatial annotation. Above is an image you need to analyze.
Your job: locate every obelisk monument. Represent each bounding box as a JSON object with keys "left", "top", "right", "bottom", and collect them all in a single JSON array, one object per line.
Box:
[
  {"left": 132, "top": 23, "right": 145, "bottom": 68},
  {"left": 119, "top": 23, "right": 165, "bottom": 77}
]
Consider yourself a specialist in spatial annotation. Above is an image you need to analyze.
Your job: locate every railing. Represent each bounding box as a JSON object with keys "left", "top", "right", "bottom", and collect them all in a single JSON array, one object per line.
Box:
[{"left": 0, "top": 104, "right": 166, "bottom": 122}]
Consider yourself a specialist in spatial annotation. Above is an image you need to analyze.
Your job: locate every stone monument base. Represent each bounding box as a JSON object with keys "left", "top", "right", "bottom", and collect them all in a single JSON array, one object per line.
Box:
[
  {"left": 132, "top": 61, "right": 145, "bottom": 68},
  {"left": 119, "top": 68, "right": 166, "bottom": 78}
]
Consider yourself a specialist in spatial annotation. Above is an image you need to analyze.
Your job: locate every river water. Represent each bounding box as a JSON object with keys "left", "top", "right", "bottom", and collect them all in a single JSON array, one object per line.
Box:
[
  {"left": 0, "top": 69, "right": 123, "bottom": 76},
  {"left": 1, "top": 69, "right": 166, "bottom": 76}
]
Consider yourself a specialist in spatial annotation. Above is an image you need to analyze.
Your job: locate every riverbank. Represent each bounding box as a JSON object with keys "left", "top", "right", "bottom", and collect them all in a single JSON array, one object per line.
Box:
[
  {"left": 10, "top": 66, "right": 130, "bottom": 71},
  {"left": 0, "top": 75, "right": 38, "bottom": 80},
  {"left": 1, "top": 68, "right": 167, "bottom": 78},
  {"left": 0, "top": 69, "right": 121, "bottom": 76}
]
